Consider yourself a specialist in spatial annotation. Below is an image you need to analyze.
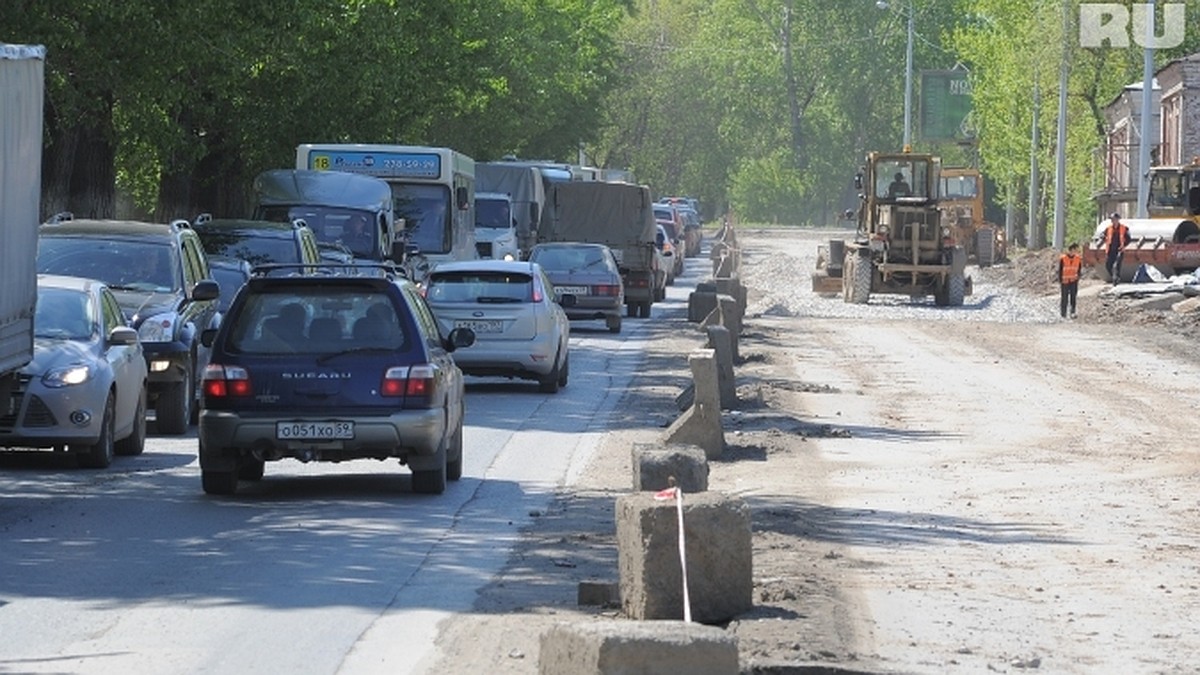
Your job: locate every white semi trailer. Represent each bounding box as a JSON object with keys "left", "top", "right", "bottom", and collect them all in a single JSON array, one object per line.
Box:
[{"left": 0, "top": 44, "right": 45, "bottom": 404}]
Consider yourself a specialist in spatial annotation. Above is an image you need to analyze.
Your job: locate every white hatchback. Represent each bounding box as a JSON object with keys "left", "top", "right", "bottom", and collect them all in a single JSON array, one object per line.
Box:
[{"left": 425, "top": 260, "right": 571, "bottom": 393}]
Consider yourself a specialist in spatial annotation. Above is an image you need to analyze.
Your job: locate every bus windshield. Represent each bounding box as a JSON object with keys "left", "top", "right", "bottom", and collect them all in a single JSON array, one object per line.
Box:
[{"left": 394, "top": 184, "right": 450, "bottom": 254}]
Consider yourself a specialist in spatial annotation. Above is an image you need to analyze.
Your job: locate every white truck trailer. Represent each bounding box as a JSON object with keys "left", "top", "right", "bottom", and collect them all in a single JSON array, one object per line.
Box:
[{"left": 0, "top": 44, "right": 45, "bottom": 403}]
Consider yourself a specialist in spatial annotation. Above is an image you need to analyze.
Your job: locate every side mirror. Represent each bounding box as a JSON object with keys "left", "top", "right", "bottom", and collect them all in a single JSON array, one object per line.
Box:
[
  {"left": 1188, "top": 186, "right": 1200, "bottom": 215},
  {"left": 192, "top": 279, "right": 220, "bottom": 302},
  {"left": 842, "top": 209, "right": 855, "bottom": 220},
  {"left": 854, "top": 173, "right": 864, "bottom": 190},
  {"left": 446, "top": 326, "right": 475, "bottom": 351},
  {"left": 391, "top": 241, "right": 407, "bottom": 262},
  {"left": 200, "top": 327, "right": 219, "bottom": 348},
  {"left": 108, "top": 326, "right": 139, "bottom": 346},
  {"left": 456, "top": 186, "right": 470, "bottom": 210}
]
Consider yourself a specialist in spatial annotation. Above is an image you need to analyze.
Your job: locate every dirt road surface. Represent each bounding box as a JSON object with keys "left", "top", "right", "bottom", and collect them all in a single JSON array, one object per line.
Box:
[{"left": 420, "top": 227, "right": 1200, "bottom": 674}]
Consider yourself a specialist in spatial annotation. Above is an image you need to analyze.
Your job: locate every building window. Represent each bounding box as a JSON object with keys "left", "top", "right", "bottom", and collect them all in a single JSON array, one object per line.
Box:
[{"left": 1161, "top": 93, "right": 1181, "bottom": 166}]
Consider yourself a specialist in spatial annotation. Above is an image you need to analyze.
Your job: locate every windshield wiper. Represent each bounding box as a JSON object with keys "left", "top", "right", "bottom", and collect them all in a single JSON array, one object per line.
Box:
[{"left": 316, "top": 346, "right": 396, "bottom": 364}]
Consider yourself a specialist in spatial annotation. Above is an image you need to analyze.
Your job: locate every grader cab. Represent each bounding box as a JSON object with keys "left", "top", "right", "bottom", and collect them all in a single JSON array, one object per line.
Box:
[
  {"left": 813, "top": 150, "right": 969, "bottom": 306},
  {"left": 940, "top": 167, "right": 1006, "bottom": 266}
]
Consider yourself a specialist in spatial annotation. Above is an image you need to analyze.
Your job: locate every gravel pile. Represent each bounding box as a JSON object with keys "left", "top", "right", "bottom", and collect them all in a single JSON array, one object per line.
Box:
[{"left": 737, "top": 227, "right": 1062, "bottom": 324}]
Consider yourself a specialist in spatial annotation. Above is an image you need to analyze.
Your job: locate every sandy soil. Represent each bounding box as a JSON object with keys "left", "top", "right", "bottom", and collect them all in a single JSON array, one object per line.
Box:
[{"left": 421, "top": 228, "right": 1200, "bottom": 674}]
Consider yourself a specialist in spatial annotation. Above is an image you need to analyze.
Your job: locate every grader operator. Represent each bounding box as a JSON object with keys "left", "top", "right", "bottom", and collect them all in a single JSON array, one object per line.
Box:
[{"left": 818, "top": 150, "right": 969, "bottom": 306}]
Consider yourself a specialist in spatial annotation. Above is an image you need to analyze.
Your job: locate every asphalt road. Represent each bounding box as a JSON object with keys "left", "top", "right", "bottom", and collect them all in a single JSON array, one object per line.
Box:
[{"left": 0, "top": 264, "right": 702, "bottom": 675}]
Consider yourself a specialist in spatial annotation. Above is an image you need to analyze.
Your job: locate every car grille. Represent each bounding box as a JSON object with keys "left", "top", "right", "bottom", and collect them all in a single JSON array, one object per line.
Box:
[
  {"left": 23, "top": 395, "right": 58, "bottom": 428},
  {"left": 0, "top": 372, "right": 56, "bottom": 429},
  {"left": 476, "top": 242, "right": 493, "bottom": 258}
]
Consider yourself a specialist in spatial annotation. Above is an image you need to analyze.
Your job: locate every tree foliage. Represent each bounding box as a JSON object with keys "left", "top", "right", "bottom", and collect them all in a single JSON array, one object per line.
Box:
[
  {"left": 1, "top": 0, "right": 626, "bottom": 218},
  {"left": 6, "top": 0, "right": 1200, "bottom": 235}
]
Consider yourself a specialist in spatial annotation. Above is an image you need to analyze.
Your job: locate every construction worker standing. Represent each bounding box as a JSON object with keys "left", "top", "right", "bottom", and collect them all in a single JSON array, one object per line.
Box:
[
  {"left": 1058, "top": 242, "right": 1082, "bottom": 319},
  {"left": 1102, "top": 212, "right": 1130, "bottom": 283}
]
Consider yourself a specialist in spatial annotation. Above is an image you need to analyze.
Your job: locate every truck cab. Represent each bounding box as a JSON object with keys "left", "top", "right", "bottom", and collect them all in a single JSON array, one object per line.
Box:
[{"left": 474, "top": 192, "right": 520, "bottom": 260}]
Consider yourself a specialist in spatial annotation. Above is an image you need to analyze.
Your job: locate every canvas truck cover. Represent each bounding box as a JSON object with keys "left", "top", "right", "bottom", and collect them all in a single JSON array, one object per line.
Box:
[
  {"left": 476, "top": 163, "right": 546, "bottom": 244},
  {"left": 253, "top": 169, "right": 392, "bottom": 213},
  {"left": 540, "top": 181, "right": 656, "bottom": 247},
  {"left": 0, "top": 44, "right": 45, "bottom": 378}
]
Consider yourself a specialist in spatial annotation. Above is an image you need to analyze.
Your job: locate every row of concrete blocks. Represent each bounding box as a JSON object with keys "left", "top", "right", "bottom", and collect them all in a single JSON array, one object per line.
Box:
[
  {"left": 540, "top": 348, "right": 750, "bottom": 672},
  {"left": 537, "top": 224, "right": 752, "bottom": 673}
]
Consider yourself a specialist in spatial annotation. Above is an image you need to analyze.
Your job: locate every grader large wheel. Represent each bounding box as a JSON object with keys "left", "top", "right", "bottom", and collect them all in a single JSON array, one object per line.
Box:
[{"left": 845, "top": 250, "right": 871, "bottom": 304}]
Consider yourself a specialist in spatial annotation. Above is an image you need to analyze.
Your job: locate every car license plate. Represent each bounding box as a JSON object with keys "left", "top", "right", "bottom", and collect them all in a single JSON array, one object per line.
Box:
[
  {"left": 455, "top": 319, "right": 502, "bottom": 333},
  {"left": 555, "top": 285, "right": 588, "bottom": 296},
  {"left": 276, "top": 421, "right": 354, "bottom": 441}
]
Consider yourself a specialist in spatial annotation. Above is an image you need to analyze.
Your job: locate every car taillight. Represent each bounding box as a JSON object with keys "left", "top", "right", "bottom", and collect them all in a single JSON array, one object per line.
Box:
[
  {"left": 532, "top": 279, "right": 545, "bottom": 303},
  {"left": 382, "top": 365, "right": 437, "bottom": 405},
  {"left": 594, "top": 284, "right": 621, "bottom": 296},
  {"left": 203, "top": 364, "right": 252, "bottom": 397}
]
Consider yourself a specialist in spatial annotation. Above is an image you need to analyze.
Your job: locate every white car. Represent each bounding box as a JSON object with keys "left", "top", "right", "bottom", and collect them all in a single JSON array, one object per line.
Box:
[
  {"left": 425, "top": 260, "right": 570, "bottom": 393},
  {"left": 0, "top": 275, "right": 148, "bottom": 467}
]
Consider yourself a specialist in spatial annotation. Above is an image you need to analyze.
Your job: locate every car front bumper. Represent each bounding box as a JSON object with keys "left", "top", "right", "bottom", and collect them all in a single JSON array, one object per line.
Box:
[{"left": 0, "top": 379, "right": 111, "bottom": 449}]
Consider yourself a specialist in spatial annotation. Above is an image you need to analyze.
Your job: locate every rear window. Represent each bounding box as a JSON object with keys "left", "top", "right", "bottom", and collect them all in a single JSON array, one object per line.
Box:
[
  {"left": 200, "top": 231, "right": 299, "bottom": 266},
  {"left": 425, "top": 271, "right": 534, "bottom": 304},
  {"left": 225, "top": 286, "right": 409, "bottom": 354},
  {"left": 530, "top": 246, "right": 614, "bottom": 273}
]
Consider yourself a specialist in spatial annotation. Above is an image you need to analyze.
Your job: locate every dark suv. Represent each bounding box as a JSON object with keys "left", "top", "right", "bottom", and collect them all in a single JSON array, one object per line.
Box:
[
  {"left": 197, "top": 265, "right": 475, "bottom": 496},
  {"left": 36, "top": 217, "right": 221, "bottom": 434},
  {"left": 191, "top": 216, "right": 322, "bottom": 271}
]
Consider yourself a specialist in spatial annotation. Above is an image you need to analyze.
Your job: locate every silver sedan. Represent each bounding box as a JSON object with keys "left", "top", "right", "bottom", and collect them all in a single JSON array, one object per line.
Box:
[{"left": 0, "top": 275, "right": 148, "bottom": 468}]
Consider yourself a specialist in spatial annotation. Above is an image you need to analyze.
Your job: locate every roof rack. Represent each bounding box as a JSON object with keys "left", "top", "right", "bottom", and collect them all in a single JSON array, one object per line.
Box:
[
  {"left": 170, "top": 218, "right": 191, "bottom": 230},
  {"left": 44, "top": 211, "right": 73, "bottom": 225},
  {"left": 249, "top": 261, "right": 409, "bottom": 280}
]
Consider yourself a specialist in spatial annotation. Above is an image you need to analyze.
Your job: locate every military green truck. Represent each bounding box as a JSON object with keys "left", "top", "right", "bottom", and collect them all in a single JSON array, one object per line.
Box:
[{"left": 817, "top": 150, "right": 969, "bottom": 306}]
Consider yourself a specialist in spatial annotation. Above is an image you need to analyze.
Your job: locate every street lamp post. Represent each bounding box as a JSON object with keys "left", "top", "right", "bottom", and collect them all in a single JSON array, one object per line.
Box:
[{"left": 878, "top": 0, "right": 915, "bottom": 148}]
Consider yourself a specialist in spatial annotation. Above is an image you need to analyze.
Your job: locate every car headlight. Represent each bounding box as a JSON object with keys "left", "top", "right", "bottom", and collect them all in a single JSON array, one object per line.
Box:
[
  {"left": 138, "top": 313, "right": 178, "bottom": 343},
  {"left": 43, "top": 364, "right": 91, "bottom": 388}
]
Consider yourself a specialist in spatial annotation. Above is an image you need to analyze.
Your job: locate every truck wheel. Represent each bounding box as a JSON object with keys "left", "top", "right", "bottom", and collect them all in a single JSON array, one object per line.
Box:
[
  {"left": 626, "top": 302, "right": 637, "bottom": 318},
  {"left": 75, "top": 393, "right": 115, "bottom": 469},
  {"left": 848, "top": 251, "right": 871, "bottom": 304},
  {"left": 975, "top": 228, "right": 996, "bottom": 267},
  {"left": 156, "top": 369, "right": 191, "bottom": 435},
  {"left": 606, "top": 315, "right": 622, "bottom": 333},
  {"left": 638, "top": 302, "right": 652, "bottom": 318},
  {"left": 948, "top": 273, "right": 966, "bottom": 306}
]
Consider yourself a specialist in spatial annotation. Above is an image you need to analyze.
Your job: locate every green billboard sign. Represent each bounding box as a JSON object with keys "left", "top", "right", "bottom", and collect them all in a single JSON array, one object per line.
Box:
[{"left": 920, "top": 69, "right": 973, "bottom": 143}]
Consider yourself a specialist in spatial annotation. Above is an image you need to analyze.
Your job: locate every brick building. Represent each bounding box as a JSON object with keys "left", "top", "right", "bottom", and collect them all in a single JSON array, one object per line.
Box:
[{"left": 1096, "top": 53, "right": 1200, "bottom": 219}]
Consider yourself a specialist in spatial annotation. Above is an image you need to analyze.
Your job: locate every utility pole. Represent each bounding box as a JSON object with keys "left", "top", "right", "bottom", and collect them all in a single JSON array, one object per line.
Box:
[
  {"left": 1052, "top": 0, "right": 1069, "bottom": 250},
  {"left": 1029, "top": 79, "right": 1041, "bottom": 249},
  {"left": 1136, "top": 2, "right": 1157, "bottom": 219}
]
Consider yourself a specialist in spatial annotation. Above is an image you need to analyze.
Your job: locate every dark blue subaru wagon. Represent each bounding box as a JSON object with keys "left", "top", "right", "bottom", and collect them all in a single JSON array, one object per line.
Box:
[{"left": 198, "top": 266, "right": 473, "bottom": 495}]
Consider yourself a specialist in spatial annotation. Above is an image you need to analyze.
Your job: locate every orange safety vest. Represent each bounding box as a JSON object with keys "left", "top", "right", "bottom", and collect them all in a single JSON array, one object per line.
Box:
[
  {"left": 1103, "top": 222, "right": 1129, "bottom": 252},
  {"left": 1060, "top": 253, "right": 1082, "bottom": 284}
]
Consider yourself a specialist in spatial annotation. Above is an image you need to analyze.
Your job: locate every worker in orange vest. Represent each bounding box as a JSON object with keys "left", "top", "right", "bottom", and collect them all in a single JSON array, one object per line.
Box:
[
  {"left": 1058, "top": 242, "right": 1082, "bottom": 319},
  {"left": 1102, "top": 212, "right": 1130, "bottom": 283}
]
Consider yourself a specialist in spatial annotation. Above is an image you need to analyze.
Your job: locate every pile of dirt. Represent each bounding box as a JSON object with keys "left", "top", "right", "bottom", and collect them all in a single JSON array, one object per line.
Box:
[{"left": 977, "top": 247, "right": 1064, "bottom": 296}]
